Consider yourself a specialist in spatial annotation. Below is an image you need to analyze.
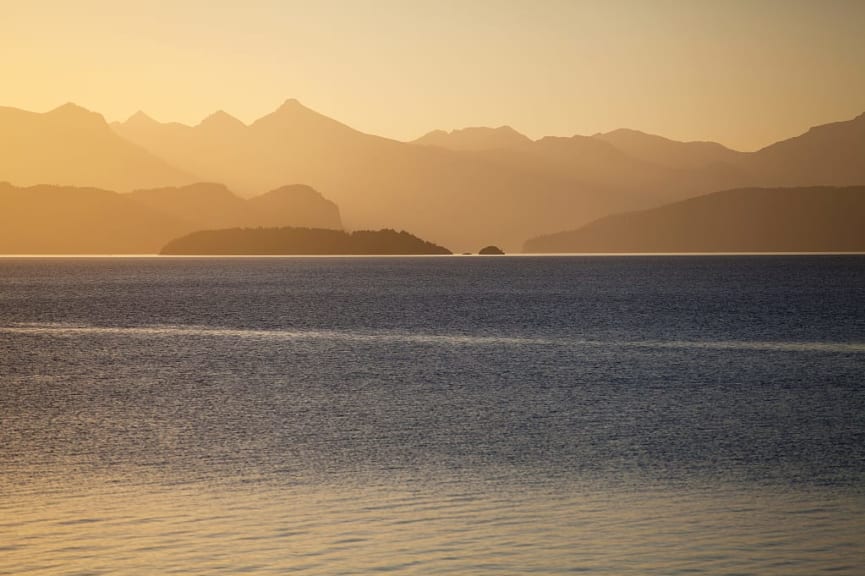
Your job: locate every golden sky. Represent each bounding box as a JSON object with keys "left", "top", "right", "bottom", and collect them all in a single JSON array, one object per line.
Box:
[{"left": 2, "top": 0, "right": 864, "bottom": 150}]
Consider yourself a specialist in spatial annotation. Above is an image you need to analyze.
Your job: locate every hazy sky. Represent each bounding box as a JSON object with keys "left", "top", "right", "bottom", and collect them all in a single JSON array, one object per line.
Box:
[{"left": 2, "top": 0, "right": 864, "bottom": 150}]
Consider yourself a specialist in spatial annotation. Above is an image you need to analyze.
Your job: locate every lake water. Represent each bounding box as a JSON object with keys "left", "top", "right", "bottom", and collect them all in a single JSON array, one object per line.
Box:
[{"left": 1, "top": 255, "right": 864, "bottom": 574}]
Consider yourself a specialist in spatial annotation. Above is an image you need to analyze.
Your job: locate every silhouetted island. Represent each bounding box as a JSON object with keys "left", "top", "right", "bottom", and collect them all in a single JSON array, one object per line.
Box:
[
  {"left": 161, "top": 227, "right": 451, "bottom": 255},
  {"left": 479, "top": 245, "right": 505, "bottom": 254}
]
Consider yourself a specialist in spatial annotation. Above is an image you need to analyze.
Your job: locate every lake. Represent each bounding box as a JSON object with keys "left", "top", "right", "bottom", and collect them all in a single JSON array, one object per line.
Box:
[{"left": 1, "top": 255, "right": 863, "bottom": 574}]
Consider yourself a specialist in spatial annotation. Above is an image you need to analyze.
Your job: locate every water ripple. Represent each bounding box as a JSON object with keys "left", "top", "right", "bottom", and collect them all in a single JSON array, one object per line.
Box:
[{"left": 4, "top": 322, "right": 865, "bottom": 353}]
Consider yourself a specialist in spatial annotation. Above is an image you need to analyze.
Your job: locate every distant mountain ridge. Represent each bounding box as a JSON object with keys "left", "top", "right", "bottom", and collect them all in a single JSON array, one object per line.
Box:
[
  {"left": 115, "top": 102, "right": 865, "bottom": 251},
  {"left": 413, "top": 126, "right": 533, "bottom": 151},
  {"left": 0, "top": 103, "right": 195, "bottom": 191},
  {"left": 524, "top": 186, "right": 865, "bottom": 253},
  {"left": 2, "top": 100, "right": 863, "bottom": 252},
  {"left": 0, "top": 182, "right": 341, "bottom": 254},
  {"left": 740, "top": 112, "right": 865, "bottom": 186},
  {"left": 592, "top": 128, "right": 743, "bottom": 170},
  {"left": 113, "top": 99, "right": 655, "bottom": 252},
  {"left": 128, "top": 183, "right": 341, "bottom": 231}
]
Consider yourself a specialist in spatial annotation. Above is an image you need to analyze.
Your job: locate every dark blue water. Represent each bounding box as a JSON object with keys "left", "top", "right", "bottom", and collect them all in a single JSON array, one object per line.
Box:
[{"left": 1, "top": 255, "right": 864, "bottom": 574}]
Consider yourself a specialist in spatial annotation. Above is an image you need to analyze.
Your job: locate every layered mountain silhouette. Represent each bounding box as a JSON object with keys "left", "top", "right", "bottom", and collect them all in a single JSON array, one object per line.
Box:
[
  {"left": 738, "top": 113, "right": 865, "bottom": 186},
  {"left": 591, "top": 115, "right": 865, "bottom": 187},
  {"left": 524, "top": 186, "right": 865, "bottom": 253},
  {"left": 110, "top": 102, "right": 591, "bottom": 251},
  {"left": 161, "top": 227, "right": 451, "bottom": 255},
  {"left": 113, "top": 102, "right": 865, "bottom": 251},
  {"left": 592, "top": 129, "right": 743, "bottom": 170},
  {"left": 0, "top": 103, "right": 195, "bottom": 191},
  {"left": 2, "top": 100, "right": 863, "bottom": 252},
  {"left": 0, "top": 182, "right": 340, "bottom": 253},
  {"left": 128, "top": 183, "right": 341, "bottom": 231},
  {"left": 111, "top": 100, "right": 759, "bottom": 251},
  {"left": 413, "top": 126, "right": 533, "bottom": 151}
]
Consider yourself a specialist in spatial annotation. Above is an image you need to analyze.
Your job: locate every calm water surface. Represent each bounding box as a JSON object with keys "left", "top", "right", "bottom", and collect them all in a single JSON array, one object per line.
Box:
[{"left": 1, "top": 256, "right": 864, "bottom": 574}]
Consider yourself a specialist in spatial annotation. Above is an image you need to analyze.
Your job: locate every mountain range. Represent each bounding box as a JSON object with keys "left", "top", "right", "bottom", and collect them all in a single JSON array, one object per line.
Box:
[
  {"left": 0, "top": 104, "right": 192, "bottom": 192},
  {"left": 0, "top": 182, "right": 340, "bottom": 254},
  {"left": 1, "top": 100, "right": 864, "bottom": 252},
  {"left": 524, "top": 186, "right": 865, "bottom": 253}
]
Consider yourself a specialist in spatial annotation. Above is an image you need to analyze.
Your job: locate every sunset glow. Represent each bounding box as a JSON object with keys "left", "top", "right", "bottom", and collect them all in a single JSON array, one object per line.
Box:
[
  {"left": 3, "top": 0, "right": 864, "bottom": 149},
  {"left": 2, "top": 2, "right": 864, "bottom": 575}
]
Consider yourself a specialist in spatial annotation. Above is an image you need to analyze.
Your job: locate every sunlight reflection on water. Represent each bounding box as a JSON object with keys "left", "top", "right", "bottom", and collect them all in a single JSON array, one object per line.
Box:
[
  {"left": 5, "top": 322, "right": 865, "bottom": 353},
  {"left": 2, "top": 256, "right": 864, "bottom": 574},
  {"left": 2, "top": 478, "right": 863, "bottom": 575}
]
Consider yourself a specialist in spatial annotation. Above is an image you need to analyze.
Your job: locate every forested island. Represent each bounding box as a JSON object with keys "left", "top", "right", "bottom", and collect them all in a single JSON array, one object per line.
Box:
[{"left": 161, "top": 226, "right": 451, "bottom": 255}]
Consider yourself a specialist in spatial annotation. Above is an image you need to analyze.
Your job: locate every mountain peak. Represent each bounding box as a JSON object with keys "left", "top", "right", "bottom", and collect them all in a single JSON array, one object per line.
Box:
[
  {"left": 413, "top": 125, "right": 532, "bottom": 151},
  {"left": 267, "top": 98, "right": 315, "bottom": 117},
  {"left": 494, "top": 125, "right": 523, "bottom": 134},
  {"left": 124, "top": 110, "right": 158, "bottom": 127},
  {"left": 45, "top": 102, "right": 107, "bottom": 127},
  {"left": 256, "top": 98, "right": 321, "bottom": 123},
  {"left": 49, "top": 102, "right": 90, "bottom": 115},
  {"left": 263, "top": 183, "right": 322, "bottom": 200},
  {"left": 197, "top": 110, "right": 246, "bottom": 130},
  {"left": 250, "top": 98, "right": 356, "bottom": 135},
  {"left": 278, "top": 98, "right": 304, "bottom": 110},
  {"left": 597, "top": 128, "right": 651, "bottom": 138}
]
